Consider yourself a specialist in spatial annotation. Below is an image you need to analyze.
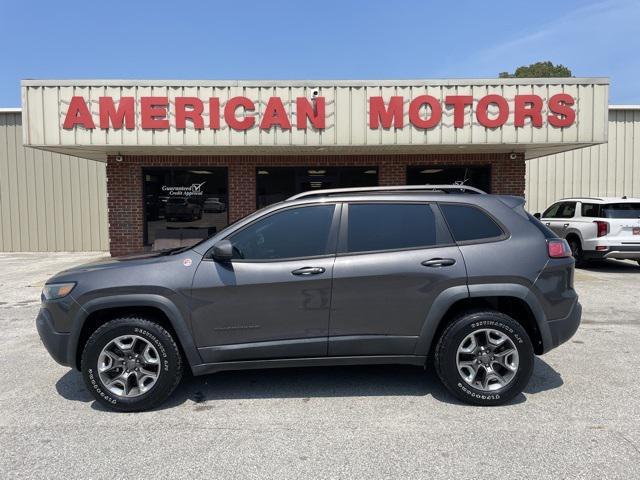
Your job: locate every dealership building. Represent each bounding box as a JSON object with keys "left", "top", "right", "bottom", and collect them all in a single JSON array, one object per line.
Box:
[{"left": 1, "top": 78, "right": 613, "bottom": 255}]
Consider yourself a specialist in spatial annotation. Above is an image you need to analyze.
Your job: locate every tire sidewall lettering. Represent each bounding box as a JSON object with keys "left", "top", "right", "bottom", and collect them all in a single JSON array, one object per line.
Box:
[
  {"left": 470, "top": 319, "right": 523, "bottom": 344},
  {"left": 134, "top": 327, "right": 170, "bottom": 372},
  {"left": 87, "top": 367, "right": 117, "bottom": 405}
]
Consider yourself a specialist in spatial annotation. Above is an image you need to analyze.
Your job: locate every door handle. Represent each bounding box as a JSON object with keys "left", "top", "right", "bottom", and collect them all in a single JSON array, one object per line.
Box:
[
  {"left": 421, "top": 258, "right": 456, "bottom": 267},
  {"left": 291, "top": 266, "right": 326, "bottom": 276}
]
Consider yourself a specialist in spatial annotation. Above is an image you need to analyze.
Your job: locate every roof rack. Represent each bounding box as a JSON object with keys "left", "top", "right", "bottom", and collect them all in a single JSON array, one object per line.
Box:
[
  {"left": 559, "top": 197, "right": 604, "bottom": 201},
  {"left": 287, "top": 184, "right": 486, "bottom": 201}
]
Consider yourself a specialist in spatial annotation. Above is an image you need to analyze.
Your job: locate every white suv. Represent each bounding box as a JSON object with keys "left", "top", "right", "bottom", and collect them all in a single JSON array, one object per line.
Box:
[{"left": 536, "top": 197, "right": 640, "bottom": 267}]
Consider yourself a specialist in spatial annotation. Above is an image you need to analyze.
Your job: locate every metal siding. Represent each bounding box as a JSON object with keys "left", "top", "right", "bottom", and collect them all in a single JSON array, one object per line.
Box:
[
  {"left": 526, "top": 107, "right": 640, "bottom": 213},
  {"left": 0, "top": 112, "right": 108, "bottom": 251}
]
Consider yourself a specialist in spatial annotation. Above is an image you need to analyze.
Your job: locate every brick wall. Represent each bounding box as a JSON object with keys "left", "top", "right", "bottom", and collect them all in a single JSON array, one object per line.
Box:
[{"left": 106, "top": 153, "right": 525, "bottom": 256}]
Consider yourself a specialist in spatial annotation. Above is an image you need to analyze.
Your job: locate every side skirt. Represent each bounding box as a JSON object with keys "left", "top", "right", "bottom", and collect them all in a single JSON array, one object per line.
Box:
[{"left": 191, "top": 355, "right": 428, "bottom": 376}]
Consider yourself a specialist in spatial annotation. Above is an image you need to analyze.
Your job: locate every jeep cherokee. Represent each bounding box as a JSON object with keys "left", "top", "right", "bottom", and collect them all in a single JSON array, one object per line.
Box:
[{"left": 37, "top": 185, "right": 581, "bottom": 411}]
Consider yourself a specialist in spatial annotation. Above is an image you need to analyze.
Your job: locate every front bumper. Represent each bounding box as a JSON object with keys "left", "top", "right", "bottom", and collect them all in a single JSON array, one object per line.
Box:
[
  {"left": 36, "top": 308, "right": 71, "bottom": 366},
  {"left": 546, "top": 301, "right": 582, "bottom": 351}
]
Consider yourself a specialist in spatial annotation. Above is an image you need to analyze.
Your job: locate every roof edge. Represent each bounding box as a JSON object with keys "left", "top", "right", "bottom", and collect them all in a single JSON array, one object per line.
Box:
[
  {"left": 609, "top": 104, "right": 640, "bottom": 110},
  {"left": 20, "top": 77, "right": 610, "bottom": 87}
]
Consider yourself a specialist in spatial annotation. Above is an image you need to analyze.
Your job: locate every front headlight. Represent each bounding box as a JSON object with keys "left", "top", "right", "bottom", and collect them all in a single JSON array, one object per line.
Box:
[{"left": 42, "top": 282, "right": 76, "bottom": 300}]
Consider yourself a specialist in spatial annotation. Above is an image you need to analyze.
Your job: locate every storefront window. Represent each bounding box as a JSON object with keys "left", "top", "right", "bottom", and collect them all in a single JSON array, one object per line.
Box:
[
  {"left": 256, "top": 167, "right": 378, "bottom": 208},
  {"left": 143, "top": 168, "right": 228, "bottom": 249},
  {"left": 406, "top": 166, "right": 491, "bottom": 193}
]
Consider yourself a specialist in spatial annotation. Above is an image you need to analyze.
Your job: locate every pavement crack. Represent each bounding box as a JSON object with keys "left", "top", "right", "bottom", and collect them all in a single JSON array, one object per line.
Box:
[{"left": 616, "top": 431, "right": 640, "bottom": 457}]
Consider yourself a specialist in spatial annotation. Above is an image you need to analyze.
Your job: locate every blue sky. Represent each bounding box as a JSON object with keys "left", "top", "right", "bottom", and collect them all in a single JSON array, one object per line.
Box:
[{"left": 1, "top": 0, "right": 638, "bottom": 106}]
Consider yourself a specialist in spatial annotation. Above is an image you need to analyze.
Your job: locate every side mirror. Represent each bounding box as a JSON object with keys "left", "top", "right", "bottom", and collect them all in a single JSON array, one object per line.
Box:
[
  {"left": 211, "top": 239, "right": 233, "bottom": 262},
  {"left": 533, "top": 212, "right": 541, "bottom": 219}
]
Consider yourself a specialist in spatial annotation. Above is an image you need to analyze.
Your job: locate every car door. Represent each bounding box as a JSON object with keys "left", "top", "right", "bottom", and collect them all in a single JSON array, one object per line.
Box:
[
  {"left": 541, "top": 202, "right": 575, "bottom": 236},
  {"left": 328, "top": 202, "right": 467, "bottom": 356},
  {"left": 190, "top": 203, "right": 341, "bottom": 363}
]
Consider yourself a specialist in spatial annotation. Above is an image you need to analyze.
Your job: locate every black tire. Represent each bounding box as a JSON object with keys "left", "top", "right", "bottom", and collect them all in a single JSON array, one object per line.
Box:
[
  {"left": 81, "top": 317, "right": 183, "bottom": 412},
  {"left": 434, "top": 310, "right": 534, "bottom": 406},
  {"left": 567, "top": 237, "right": 586, "bottom": 268}
]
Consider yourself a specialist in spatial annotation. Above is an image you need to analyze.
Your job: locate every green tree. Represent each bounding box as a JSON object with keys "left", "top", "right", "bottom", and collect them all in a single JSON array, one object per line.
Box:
[{"left": 499, "top": 61, "right": 572, "bottom": 78}]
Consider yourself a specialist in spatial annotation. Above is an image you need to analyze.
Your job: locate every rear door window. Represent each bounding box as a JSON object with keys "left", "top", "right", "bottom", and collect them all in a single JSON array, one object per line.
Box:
[
  {"left": 581, "top": 203, "right": 600, "bottom": 217},
  {"left": 440, "top": 204, "right": 504, "bottom": 242},
  {"left": 346, "top": 203, "right": 441, "bottom": 253}
]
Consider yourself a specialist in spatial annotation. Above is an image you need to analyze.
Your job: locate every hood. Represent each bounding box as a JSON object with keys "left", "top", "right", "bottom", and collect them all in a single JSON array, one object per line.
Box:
[{"left": 50, "top": 248, "right": 196, "bottom": 279}]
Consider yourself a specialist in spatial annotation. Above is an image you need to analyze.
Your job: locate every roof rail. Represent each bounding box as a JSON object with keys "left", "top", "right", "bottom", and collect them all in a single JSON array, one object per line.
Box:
[
  {"left": 559, "top": 197, "right": 603, "bottom": 201},
  {"left": 287, "top": 184, "right": 486, "bottom": 201}
]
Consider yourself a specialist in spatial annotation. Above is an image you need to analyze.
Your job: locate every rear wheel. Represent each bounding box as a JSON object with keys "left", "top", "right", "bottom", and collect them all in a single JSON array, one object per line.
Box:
[
  {"left": 567, "top": 237, "right": 586, "bottom": 267},
  {"left": 434, "top": 310, "right": 534, "bottom": 406},
  {"left": 81, "top": 317, "right": 183, "bottom": 412}
]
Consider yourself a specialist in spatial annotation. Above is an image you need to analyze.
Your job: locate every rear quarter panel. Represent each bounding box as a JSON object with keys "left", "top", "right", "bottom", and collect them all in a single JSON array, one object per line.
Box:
[{"left": 457, "top": 199, "right": 548, "bottom": 290}]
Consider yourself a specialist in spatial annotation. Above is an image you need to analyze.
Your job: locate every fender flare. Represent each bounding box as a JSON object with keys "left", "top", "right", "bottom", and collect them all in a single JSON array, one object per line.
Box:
[
  {"left": 67, "top": 294, "right": 202, "bottom": 369},
  {"left": 563, "top": 228, "right": 583, "bottom": 244},
  {"left": 414, "top": 283, "right": 553, "bottom": 356}
]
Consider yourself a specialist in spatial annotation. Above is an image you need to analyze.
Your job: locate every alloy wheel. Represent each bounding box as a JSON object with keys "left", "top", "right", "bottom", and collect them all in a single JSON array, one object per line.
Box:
[
  {"left": 456, "top": 328, "right": 519, "bottom": 391},
  {"left": 97, "top": 334, "right": 161, "bottom": 398}
]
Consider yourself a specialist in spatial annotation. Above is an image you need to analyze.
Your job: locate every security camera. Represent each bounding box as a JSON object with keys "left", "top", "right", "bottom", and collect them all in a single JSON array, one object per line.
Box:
[
  {"left": 509, "top": 152, "right": 518, "bottom": 160},
  {"left": 114, "top": 155, "right": 123, "bottom": 162}
]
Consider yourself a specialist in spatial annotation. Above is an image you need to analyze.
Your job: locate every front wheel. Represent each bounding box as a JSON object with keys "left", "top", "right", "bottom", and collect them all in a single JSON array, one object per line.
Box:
[
  {"left": 434, "top": 310, "right": 534, "bottom": 406},
  {"left": 81, "top": 317, "right": 183, "bottom": 412}
]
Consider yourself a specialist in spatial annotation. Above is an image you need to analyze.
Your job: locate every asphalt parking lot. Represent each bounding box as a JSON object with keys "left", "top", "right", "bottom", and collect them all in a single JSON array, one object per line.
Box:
[{"left": 0, "top": 253, "right": 639, "bottom": 479}]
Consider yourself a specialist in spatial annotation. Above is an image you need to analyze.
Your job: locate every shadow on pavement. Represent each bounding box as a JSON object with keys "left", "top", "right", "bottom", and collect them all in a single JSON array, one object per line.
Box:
[
  {"left": 55, "top": 356, "right": 563, "bottom": 412},
  {"left": 581, "top": 259, "right": 640, "bottom": 274}
]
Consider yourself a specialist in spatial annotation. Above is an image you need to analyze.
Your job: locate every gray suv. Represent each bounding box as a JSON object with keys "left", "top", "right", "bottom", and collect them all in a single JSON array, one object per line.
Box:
[{"left": 37, "top": 185, "right": 581, "bottom": 411}]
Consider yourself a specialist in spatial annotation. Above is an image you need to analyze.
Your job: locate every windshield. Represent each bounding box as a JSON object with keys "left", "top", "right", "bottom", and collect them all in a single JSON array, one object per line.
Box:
[{"left": 601, "top": 203, "right": 640, "bottom": 219}]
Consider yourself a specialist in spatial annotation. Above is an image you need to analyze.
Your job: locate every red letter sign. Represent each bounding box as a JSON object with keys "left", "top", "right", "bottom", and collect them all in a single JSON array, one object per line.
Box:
[
  {"left": 548, "top": 93, "right": 576, "bottom": 128},
  {"left": 209, "top": 98, "right": 220, "bottom": 129},
  {"left": 141, "top": 97, "right": 169, "bottom": 129},
  {"left": 224, "top": 97, "right": 255, "bottom": 130},
  {"left": 476, "top": 95, "right": 509, "bottom": 128},
  {"left": 445, "top": 96, "right": 473, "bottom": 128},
  {"left": 63, "top": 96, "right": 95, "bottom": 129},
  {"left": 514, "top": 95, "right": 543, "bottom": 128},
  {"left": 175, "top": 97, "right": 204, "bottom": 130},
  {"left": 409, "top": 95, "right": 442, "bottom": 129},
  {"left": 369, "top": 96, "right": 404, "bottom": 129},
  {"left": 99, "top": 97, "right": 135, "bottom": 129},
  {"left": 296, "top": 97, "right": 325, "bottom": 129},
  {"left": 260, "top": 97, "right": 292, "bottom": 130}
]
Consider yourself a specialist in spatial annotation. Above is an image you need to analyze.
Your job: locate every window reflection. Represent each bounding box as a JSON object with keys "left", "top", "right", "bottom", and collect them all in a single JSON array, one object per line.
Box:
[{"left": 144, "top": 168, "right": 228, "bottom": 250}]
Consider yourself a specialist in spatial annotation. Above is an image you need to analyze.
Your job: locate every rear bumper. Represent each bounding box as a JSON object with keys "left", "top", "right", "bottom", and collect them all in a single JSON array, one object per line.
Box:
[
  {"left": 584, "top": 245, "right": 640, "bottom": 261},
  {"left": 36, "top": 308, "right": 71, "bottom": 366},
  {"left": 545, "top": 301, "right": 582, "bottom": 352}
]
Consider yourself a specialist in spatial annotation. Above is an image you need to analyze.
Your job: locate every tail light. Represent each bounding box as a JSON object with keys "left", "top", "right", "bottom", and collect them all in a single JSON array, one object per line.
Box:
[
  {"left": 594, "top": 220, "right": 609, "bottom": 237},
  {"left": 547, "top": 239, "right": 572, "bottom": 258}
]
